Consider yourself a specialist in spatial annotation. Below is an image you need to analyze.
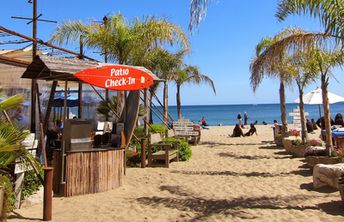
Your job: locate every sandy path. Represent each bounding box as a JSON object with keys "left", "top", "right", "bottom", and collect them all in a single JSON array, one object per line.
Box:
[{"left": 9, "top": 125, "right": 344, "bottom": 222}]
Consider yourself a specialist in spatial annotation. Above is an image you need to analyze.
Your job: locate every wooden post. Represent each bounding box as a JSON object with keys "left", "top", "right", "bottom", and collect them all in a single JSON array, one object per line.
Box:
[
  {"left": 163, "top": 80, "right": 168, "bottom": 125},
  {"left": 141, "top": 138, "right": 146, "bottom": 168},
  {"left": 43, "top": 167, "right": 53, "bottom": 221},
  {"left": 144, "top": 89, "right": 149, "bottom": 136},
  {"left": 40, "top": 123, "right": 48, "bottom": 167},
  {"left": 30, "top": 0, "right": 38, "bottom": 133},
  {"left": 60, "top": 81, "right": 68, "bottom": 186},
  {"left": 143, "top": 89, "right": 149, "bottom": 167},
  {"left": 78, "top": 36, "right": 84, "bottom": 119},
  {"left": 78, "top": 82, "right": 83, "bottom": 118},
  {"left": 0, "top": 185, "right": 6, "bottom": 221}
]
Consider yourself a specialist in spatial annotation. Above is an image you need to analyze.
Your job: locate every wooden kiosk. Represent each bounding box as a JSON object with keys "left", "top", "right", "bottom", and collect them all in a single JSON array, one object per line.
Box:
[{"left": 21, "top": 55, "right": 159, "bottom": 197}]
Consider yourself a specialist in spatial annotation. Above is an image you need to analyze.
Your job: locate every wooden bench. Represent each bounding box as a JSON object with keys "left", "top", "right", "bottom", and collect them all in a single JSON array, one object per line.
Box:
[
  {"left": 148, "top": 133, "right": 179, "bottom": 168},
  {"left": 173, "top": 120, "right": 201, "bottom": 145}
]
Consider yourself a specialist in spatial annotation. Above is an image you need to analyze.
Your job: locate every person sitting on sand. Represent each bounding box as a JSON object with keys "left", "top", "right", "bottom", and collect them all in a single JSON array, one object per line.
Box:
[
  {"left": 334, "top": 113, "right": 344, "bottom": 126},
  {"left": 273, "top": 120, "right": 279, "bottom": 128},
  {"left": 201, "top": 116, "right": 208, "bottom": 126},
  {"left": 306, "top": 119, "right": 313, "bottom": 133},
  {"left": 231, "top": 124, "right": 245, "bottom": 137},
  {"left": 262, "top": 121, "right": 268, "bottom": 125},
  {"left": 311, "top": 118, "right": 318, "bottom": 130},
  {"left": 244, "top": 123, "right": 257, "bottom": 136},
  {"left": 316, "top": 116, "right": 334, "bottom": 130}
]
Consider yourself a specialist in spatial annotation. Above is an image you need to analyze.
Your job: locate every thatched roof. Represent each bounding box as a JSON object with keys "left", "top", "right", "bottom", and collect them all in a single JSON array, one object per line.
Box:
[{"left": 22, "top": 55, "right": 161, "bottom": 82}]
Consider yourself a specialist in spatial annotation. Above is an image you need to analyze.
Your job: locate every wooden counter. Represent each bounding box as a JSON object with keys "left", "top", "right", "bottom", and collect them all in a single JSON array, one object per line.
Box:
[{"left": 52, "top": 148, "right": 124, "bottom": 197}]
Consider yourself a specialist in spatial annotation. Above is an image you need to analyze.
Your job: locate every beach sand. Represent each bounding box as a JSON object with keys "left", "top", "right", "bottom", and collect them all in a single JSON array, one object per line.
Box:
[{"left": 9, "top": 125, "right": 344, "bottom": 222}]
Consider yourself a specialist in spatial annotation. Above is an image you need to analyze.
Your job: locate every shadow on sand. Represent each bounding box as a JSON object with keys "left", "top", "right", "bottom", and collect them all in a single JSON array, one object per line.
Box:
[
  {"left": 137, "top": 185, "right": 320, "bottom": 221},
  {"left": 317, "top": 200, "right": 344, "bottom": 216},
  {"left": 218, "top": 152, "right": 293, "bottom": 160},
  {"left": 202, "top": 141, "right": 270, "bottom": 148},
  {"left": 170, "top": 169, "right": 295, "bottom": 178},
  {"left": 7, "top": 212, "right": 42, "bottom": 221},
  {"left": 300, "top": 182, "right": 338, "bottom": 194}
]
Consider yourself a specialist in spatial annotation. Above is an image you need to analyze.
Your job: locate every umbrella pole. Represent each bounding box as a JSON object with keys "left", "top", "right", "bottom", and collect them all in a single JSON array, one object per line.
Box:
[{"left": 318, "top": 104, "right": 322, "bottom": 119}]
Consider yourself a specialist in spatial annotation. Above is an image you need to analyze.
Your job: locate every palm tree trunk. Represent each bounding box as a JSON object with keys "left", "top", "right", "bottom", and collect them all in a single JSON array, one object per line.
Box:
[
  {"left": 321, "top": 74, "right": 333, "bottom": 155},
  {"left": 279, "top": 79, "right": 288, "bottom": 136},
  {"left": 298, "top": 86, "right": 308, "bottom": 143},
  {"left": 176, "top": 83, "right": 182, "bottom": 120},
  {"left": 163, "top": 81, "right": 168, "bottom": 125}
]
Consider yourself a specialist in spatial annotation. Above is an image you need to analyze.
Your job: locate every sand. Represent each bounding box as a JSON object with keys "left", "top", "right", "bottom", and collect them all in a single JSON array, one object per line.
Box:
[{"left": 8, "top": 125, "right": 344, "bottom": 222}]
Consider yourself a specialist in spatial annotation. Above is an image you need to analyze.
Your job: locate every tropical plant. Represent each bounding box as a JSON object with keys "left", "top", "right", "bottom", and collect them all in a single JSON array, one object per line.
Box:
[
  {"left": 0, "top": 94, "right": 43, "bottom": 219},
  {"left": 274, "top": 0, "right": 344, "bottom": 155},
  {"left": 50, "top": 13, "right": 189, "bottom": 119},
  {"left": 251, "top": 28, "right": 343, "bottom": 154},
  {"left": 96, "top": 96, "right": 118, "bottom": 118},
  {"left": 313, "top": 48, "right": 343, "bottom": 154},
  {"left": 276, "top": 0, "right": 344, "bottom": 41},
  {"left": 142, "top": 48, "right": 186, "bottom": 124},
  {"left": 250, "top": 29, "right": 300, "bottom": 136},
  {"left": 189, "top": 0, "right": 210, "bottom": 30},
  {"left": 171, "top": 65, "right": 216, "bottom": 119},
  {"left": 289, "top": 48, "right": 319, "bottom": 143}
]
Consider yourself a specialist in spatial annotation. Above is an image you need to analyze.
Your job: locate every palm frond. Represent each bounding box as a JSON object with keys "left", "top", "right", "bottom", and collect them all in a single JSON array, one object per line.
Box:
[
  {"left": 276, "top": 0, "right": 344, "bottom": 39},
  {"left": 0, "top": 95, "right": 24, "bottom": 111},
  {"left": 189, "top": 0, "right": 210, "bottom": 31}
]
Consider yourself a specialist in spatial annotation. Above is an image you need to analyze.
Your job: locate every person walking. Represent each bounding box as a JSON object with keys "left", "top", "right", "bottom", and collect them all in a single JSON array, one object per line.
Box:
[
  {"left": 244, "top": 112, "right": 248, "bottom": 126},
  {"left": 237, "top": 113, "right": 242, "bottom": 127}
]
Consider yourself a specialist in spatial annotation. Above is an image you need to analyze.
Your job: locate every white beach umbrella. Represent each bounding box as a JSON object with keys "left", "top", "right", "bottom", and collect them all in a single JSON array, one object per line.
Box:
[{"left": 294, "top": 87, "right": 344, "bottom": 117}]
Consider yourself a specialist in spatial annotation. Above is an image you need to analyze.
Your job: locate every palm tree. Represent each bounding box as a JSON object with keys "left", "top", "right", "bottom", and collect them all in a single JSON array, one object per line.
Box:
[
  {"left": 289, "top": 49, "right": 319, "bottom": 143},
  {"left": 276, "top": 0, "right": 344, "bottom": 41},
  {"left": 172, "top": 65, "right": 216, "bottom": 119},
  {"left": 251, "top": 29, "right": 343, "bottom": 154},
  {"left": 250, "top": 29, "right": 301, "bottom": 136},
  {"left": 142, "top": 48, "right": 186, "bottom": 124},
  {"left": 275, "top": 0, "right": 344, "bottom": 155},
  {"left": 314, "top": 49, "right": 343, "bottom": 154},
  {"left": 50, "top": 13, "right": 189, "bottom": 119}
]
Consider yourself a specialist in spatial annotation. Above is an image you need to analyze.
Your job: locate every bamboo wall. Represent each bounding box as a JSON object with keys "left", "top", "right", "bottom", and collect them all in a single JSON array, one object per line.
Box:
[{"left": 53, "top": 149, "right": 124, "bottom": 197}]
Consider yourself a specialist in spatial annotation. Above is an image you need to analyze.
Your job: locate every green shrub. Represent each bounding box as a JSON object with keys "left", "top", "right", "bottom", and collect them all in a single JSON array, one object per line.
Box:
[
  {"left": 134, "top": 124, "right": 167, "bottom": 139},
  {"left": 22, "top": 169, "right": 42, "bottom": 199},
  {"left": 162, "top": 137, "right": 192, "bottom": 161},
  {"left": 0, "top": 174, "right": 16, "bottom": 214}
]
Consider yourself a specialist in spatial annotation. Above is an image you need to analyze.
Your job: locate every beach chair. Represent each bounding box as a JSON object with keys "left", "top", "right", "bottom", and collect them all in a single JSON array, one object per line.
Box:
[{"left": 147, "top": 133, "right": 179, "bottom": 168}]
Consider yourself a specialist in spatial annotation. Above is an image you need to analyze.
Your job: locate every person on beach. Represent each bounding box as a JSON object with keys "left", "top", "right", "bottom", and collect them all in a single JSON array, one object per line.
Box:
[
  {"left": 244, "top": 112, "right": 248, "bottom": 125},
  {"left": 334, "top": 113, "right": 344, "bottom": 126},
  {"left": 237, "top": 113, "right": 242, "bottom": 127},
  {"left": 201, "top": 116, "right": 208, "bottom": 126},
  {"left": 244, "top": 123, "right": 257, "bottom": 136},
  {"left": 311, "top": 119, "right": 318, "bottom": 130},
  {"left": 273, "top": 120, "right": 279, "bottom": 127},
  {"left": 231, "top": 124, "right": 245, "bottom": 137},
  {"left": 306, "top": 119, "right": 313, "bottom": 133},
  {"left": 316, "top": 116, "right": 334, "bottom": 130}
]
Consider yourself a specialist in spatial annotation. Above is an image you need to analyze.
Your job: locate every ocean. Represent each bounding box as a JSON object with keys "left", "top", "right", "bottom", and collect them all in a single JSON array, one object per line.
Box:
[{"left": 152, "top": 103, "right": 344, "bottom": 126}]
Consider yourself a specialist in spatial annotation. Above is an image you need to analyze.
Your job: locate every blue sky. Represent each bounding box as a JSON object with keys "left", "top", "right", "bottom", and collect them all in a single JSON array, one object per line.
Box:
[{"left": 1, "top": 0, "right": 343, "bottom": 105}]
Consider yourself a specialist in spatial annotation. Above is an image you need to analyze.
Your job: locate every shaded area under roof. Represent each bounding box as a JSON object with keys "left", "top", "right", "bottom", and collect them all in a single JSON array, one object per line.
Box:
[{"left": 21, "top": 55, "right": 161, "bottom": 82}]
